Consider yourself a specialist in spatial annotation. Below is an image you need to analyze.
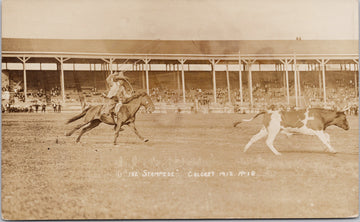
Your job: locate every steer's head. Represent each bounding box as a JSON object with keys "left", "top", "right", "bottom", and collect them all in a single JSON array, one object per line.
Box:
[{"left": 334, "top": 111, "right": 349, "bottom": 130}]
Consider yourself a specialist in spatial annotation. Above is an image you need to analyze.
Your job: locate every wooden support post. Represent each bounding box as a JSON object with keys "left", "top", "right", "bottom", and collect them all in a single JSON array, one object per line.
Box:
[
  {"left": 297, "top": 69, "right": 301, "bottom": 106},
  {"left": 22, "top": 57, "right": 29, "bottom": 101},
  {"left": 226, "top": 63, "right": 231, "bottom": 103},
  {"left": 142, "top": 64, "right": 146, "bottom": 90},
  {"left": 355, "top": 72, "right": 358, "bottom": 97},
  {"left": 177, "top": 64, "right": 181, "bottom": 92},
  {"left": 280, "top": 58, "right": 291, "bottom": 105},
  {"left": 239, "top": 55, "right": 243, "bottom": 106},
  {"left": 210, "top": 59, "right": 220, "bottom": 104},
  {"left": 283, "top": 69, "right": 286, "bottom": 95},
  {"left": 110, "top": 58, "right": 114, "bottom": 74},
  {"left": 211, "top": 59, "right": 217, "bottom": 103},
  {"left": 321, "top": 60, "right": 327, "bottom": 103},
  {"left": 293, "top": 55, "right": 298, "bottom": 107},
  {"left": 242, "top": 59, "right": 256, "bottom": 108},
  {"left": 248, "top": 63, "right": 253, "bottom": 107},
  {"left": 285, "top": 61, "right": 290, "bottom": 105},
  {"left": 17, "top": 56, "right": 30, "bottom": 101},
  {"left": 143, "top": 59, "right": 150, "bottom": 95},
  {"left": 317, "top": 59, "right": 330, "bottom": 103},
  {"left": 55, "top": 57, "right": 70, "bottom": 103},
  {"left": 353, "top": 59, "right": 359, "bottom": 97},
  {"left": 101, "top": 58, "right": 115, "bottom": 74},
  {"left": 60, "top": 58, "right": 66, "bottom": 103},
  {"left": 178, "top": 59, "right": 187, "bottom": 103},
  {"left": 319, "top": 70, "right": 322, "bottom": 98}
]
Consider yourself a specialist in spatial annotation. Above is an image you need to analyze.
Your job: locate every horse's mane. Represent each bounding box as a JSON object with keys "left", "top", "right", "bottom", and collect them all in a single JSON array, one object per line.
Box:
[{"left": 122, "top": 92, "right": 148, "bottom": 104}]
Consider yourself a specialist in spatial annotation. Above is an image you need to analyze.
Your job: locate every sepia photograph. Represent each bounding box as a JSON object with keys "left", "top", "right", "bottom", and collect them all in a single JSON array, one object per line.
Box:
[{"left": 1, "top": 0, "right": 359, "bottom": 220}]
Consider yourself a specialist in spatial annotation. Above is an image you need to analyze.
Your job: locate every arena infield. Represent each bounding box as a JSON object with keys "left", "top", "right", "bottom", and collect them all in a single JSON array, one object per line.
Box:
[{"left": 1, "top": 112, "right": 359, "bottom": 219}]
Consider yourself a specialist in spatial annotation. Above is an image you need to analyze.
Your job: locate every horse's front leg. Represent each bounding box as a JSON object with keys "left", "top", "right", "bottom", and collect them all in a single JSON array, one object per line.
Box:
[
  {"left": 113, "top": 122, "right": 125, "bottom": 145},
  {"left": 128, "top": 122, "right": 149, "bottom": 142}
]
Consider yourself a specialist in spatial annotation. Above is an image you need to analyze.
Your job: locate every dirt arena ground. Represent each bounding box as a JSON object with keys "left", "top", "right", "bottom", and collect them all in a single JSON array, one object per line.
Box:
[{"left": 1, "top": 112, "right": 359, "bottom": 219}]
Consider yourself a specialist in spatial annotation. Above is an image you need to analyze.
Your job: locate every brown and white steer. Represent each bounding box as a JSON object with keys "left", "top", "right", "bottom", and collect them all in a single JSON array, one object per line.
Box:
[{"left": 233, "top": 108, "right": 350, "bottom": 155}]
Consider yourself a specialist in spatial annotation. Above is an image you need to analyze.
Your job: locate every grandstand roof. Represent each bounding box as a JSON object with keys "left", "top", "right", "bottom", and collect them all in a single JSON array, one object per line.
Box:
[{"left": 2, "top": 38, "right": 358, "bottom": 55}]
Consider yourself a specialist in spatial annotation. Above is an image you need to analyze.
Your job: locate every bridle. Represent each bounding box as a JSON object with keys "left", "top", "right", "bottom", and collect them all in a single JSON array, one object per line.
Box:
[{"left": 143, "top": 96, "right": 154, "bottom": 113}]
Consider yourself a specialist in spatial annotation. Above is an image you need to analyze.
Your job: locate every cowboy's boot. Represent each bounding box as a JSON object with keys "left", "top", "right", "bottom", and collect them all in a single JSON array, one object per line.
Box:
[{"left": 99, "top": 113, "right": 106, "bottom": 122}]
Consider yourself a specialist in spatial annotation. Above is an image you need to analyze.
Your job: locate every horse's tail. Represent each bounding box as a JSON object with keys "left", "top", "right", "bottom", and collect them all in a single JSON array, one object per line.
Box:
[
  {"left": 233, "top": 111, "right": 266, "bottom": 127},
  {"left": 66, "top": 106, "right": 91, "bottom": 124}
]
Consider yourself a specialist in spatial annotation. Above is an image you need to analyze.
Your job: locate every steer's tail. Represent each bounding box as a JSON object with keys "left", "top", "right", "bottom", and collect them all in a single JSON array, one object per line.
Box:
[
  {"left": 66, "top": 107, "right": 91, "bottom": 124},
  {"left": 233, "top": 111, "right": 266, "bottom": 127}
]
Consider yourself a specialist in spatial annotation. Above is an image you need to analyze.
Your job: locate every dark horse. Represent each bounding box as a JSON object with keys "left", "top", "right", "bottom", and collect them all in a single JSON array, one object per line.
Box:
[{"left": 66, "top": 92, "right": 155, "bottom": 144}]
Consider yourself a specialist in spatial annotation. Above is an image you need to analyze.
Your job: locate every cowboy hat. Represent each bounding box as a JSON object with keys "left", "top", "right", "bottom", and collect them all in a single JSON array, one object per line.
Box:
[{"left": 113, "top": 71, "right": 129, "bottom": 81}]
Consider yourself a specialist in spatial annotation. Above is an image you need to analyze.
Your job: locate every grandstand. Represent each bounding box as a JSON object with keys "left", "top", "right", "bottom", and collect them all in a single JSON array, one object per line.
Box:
[{"left": 1, "top": 38, "right": 359, "bottom": 113}]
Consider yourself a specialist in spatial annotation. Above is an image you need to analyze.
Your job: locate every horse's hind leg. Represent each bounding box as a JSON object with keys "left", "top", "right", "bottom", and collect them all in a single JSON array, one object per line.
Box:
[
  {"left": 76, "top": 119, "right": 101, "bottom": 143},
  {"left": 128, "top": 122, "right": 148, "bottom": 142},
  {"left": 66, "top": 122, "right": 89, "bottom": 136}
]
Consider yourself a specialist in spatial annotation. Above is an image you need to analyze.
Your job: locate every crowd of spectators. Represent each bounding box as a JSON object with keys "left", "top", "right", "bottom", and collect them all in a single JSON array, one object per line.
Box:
[
  {"left": 51, "top": 87, "right": 61, "bottom": 97},
  {"left": 2, "top": 100, "right": 63, "bottom": 113},
  {"left": 146, "top": 85, "right": 358, "bottom": 114},
  {"left": 1, "top": 84, "right": 65, "bottom": 113},
  {"left": 2, "top": 82, "right": 358, "bottom": 115}
]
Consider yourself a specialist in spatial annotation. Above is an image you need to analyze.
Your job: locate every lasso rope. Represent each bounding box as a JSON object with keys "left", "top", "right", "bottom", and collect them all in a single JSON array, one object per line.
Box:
[{"left": 124, "top": 78, "right": 134, "bottom": 94}]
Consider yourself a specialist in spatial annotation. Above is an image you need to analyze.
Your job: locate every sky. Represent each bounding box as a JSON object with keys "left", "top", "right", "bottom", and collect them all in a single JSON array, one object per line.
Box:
[{"left": 1, "top": 0, "right": 359, "bottom": 40}]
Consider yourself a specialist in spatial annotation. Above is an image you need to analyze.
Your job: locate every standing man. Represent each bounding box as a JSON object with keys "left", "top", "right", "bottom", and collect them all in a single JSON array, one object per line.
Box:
[
  {"left": 52, "top": 102, "right": 57, "bottom": 112},
  {"left": 34, "top": 102, "right": 40, "bottom": 113},
  {"left": 100, "top": 71, "right": 132, "bottom": 124},
  {"left": 57, "top": 101, "right": 62, "bottom": 113},
  {"left": 41, "top": 102, "right": 46, "bottom": 113}
]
